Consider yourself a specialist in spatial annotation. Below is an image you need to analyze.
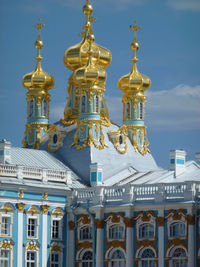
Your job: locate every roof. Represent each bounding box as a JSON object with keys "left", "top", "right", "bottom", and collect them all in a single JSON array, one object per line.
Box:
[{"left": 40, "top": 122, "right": 159, "bottom": 185}]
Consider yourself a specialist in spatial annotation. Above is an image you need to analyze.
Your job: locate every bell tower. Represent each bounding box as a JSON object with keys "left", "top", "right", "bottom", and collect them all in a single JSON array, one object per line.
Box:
[{"left": 22, "top": 19, "right": 54, "bottom": 149}]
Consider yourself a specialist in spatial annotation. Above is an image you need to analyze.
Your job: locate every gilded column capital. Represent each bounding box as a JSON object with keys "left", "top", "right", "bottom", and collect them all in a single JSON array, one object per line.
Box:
[
  {"left": 124, "top": 217, "right": 134, "bottom": 227},
  {"left": 157, "top": 217, "right": 164, "bottom": 227},
  {"left": 186, "top": 215, "right": 195, "bottom": 225},
  {"left": 41, "top": 204, "right": 50, "bottom": 215},
  {"left": 94, "top": 219, "right": 104, "bottom": 229},
  {"left": 17, "top": 203, "right": 25, "bottom": 213},
  {"left": 68, "top": 221, "right": 75, "bottom": 230}
]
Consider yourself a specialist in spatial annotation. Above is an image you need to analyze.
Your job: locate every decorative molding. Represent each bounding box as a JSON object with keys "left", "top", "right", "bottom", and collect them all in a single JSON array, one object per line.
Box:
[
  {"left": 77, "top": 241, "right": 92, "bottom": 251},
  {"left": 186, "top": 215, "right": 195, "bottom": 225},
  {"left": 17, "top": 203, "right": 25, "bottom": 213},
  {"left": 94, "top": 219, "right": 104, "bottom": 229},
  {"left": 136, "top": 240, "right": 156, "bottom": 250},
  {"left": 26, "top": 206, "right": 40, "bottom": 215},
  {"left": 124, "top": 217, "right": 134, "bottom": 227},
  {"left": 51, "top": 208, "right": 64, "bottom": 217},
  {"left": 0, "top": 239, "right": 14, "bottom": 249},
  {"left": 167, "top": 238, "right": 187, "bottom": 250},
  {"left": 26, "top": 241, "right": 39, "bottom": 251},
  {"left": 41, "top": 205, "right": 50, "bottom": 215},
  {"left": 107, "top": 240, "right": 125, "bottom": 251},
  {"left": 0, "top": 203, "right": 15, "bottom": 213},
  {"left": 68, "top": 221, "right": 75, "bottom": 230},
  {"left": 157, "top": 217, "right": 164, "bottom": 227},
  {"left": 78, "top": 214, "right": 91, "bottom": 225},
  {"left": 51, "top": 244, "right": 62, "bottom": 252}
]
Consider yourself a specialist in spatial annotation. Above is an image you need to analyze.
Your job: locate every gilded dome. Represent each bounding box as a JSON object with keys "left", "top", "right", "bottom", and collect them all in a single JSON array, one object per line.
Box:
[
  {"left": 73, "top": 45, "right": 107, "bottom": 86},
  {"left": 118, "top": 21, "right": 151, "bottom": 93},
  {"left": 22, "top": 64, "right": 54, "bottom": 92},
  {"left": 63, "top": 0, "right": 112, "bottom": 71},
  {"left": 22, "top": 19, "right": 54, "bottom": 92}
]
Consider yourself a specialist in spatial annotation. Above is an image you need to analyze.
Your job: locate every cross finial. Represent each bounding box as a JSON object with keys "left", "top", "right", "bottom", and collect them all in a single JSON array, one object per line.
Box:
[
  {"left": 130, "top": 21, "right": 140, "bottom": 40},
  {"left": 34, "top": 18, "right": 44, "bottom": 37}
]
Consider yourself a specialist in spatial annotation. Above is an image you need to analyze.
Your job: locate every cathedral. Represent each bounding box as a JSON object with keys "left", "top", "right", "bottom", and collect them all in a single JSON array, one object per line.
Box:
[{"left": 0, "top": 0, "right": 200, "bottom": 266}]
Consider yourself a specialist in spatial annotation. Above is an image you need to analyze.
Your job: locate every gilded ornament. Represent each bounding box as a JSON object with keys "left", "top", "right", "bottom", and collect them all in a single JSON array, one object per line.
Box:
[
  {"left": 186, "top": 215, "right": 195, "bottom": 225},
  {"left": 77, "top": 241, "right": 92, "bottom": 251},
  {"left": 43, "top": 192, "right": 48, "bottom": 200},
  {"left": 19, "top": 189, "right": 24, "bottom": 198},
  {"left": 51, "top": 208, "right": 64, "bottom": 217},
  {"left": 0, "top": 240, "right": 14, "bottom": 249},
  {"left": 17, "top": 203, "right": 25, "bottom": 213},
  {"left": 41, "top": 204, "right": 50, "bottom": 215},
  {"left": 124, "top": 217, "right": 134, "bottom": 227},
  {"left": 107, "top": 240, "right": 125, "bottom": 251},
  {"left": 157, "top": 217, "right": 164, "bottom": 227},
  {"left": 78, "top": 214, "right": 91, "bottom": 224},
  {"left": 51, "top": 244, "right": 62, "bottom": 252}
]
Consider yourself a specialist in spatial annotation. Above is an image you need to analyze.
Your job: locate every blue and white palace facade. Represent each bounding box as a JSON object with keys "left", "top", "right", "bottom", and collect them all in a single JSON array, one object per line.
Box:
[{"left": 1, "top": 1, "right": 200, "bottom": 267}]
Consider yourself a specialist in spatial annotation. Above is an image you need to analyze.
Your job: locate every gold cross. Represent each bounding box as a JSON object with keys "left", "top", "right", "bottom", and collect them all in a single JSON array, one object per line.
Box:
[
  {"left": 34, "top": 18, "right": 44, "bottom": 36},
  {"left": 130, "top": 21, "right": 140, "bottom": 39}
]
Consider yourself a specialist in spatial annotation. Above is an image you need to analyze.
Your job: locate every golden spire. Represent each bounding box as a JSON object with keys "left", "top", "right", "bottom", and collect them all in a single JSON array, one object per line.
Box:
[
  {"left": 130, "top": 21, "right": 140, "bottom": 73},
  {"left": 34, "top": 18, "right": 44, "bottom": 72}
]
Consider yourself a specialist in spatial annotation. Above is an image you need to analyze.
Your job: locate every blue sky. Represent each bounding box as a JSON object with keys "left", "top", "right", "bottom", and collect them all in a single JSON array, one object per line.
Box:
[{"left": 0, "top": 0, "right": 200, "bottom": 168}]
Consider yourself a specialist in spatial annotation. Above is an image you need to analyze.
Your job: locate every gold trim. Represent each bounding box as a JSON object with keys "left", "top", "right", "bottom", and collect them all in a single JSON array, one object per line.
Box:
[
  {"left": 41, "top": 205, "right": 50, "bottom": 215},
  {"left": 17, "top": 203, "right": 25, "bottom": 213}
]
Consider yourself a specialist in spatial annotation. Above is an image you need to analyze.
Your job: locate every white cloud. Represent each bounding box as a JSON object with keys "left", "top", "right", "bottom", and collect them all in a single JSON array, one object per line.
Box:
[
  {"left": 50, "top": 84, "right": 200, "bottom": 132},
  {"left": 168, "top": 0, "right": 200, "bottom": 11}
]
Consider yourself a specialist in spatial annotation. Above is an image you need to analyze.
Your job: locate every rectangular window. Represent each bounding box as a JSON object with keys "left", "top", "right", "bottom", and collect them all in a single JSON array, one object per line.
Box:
[
  {"left": 26, "top": 251, "right": 36, "bottom": 267},
  {"left": 52, "top": 220, "right": 60, "bottom": 239},
  {"left": 1, "top": 217, "right": 11, "bottom": 236},
  {"left": 27, "top": 218, "right": 37, "bottom": 238},
  {"left": 51, "top": 252, "right": 60, "bottom": 267},
  {"left": 0, "top": 249, "right": 11, "bottom": 267}
]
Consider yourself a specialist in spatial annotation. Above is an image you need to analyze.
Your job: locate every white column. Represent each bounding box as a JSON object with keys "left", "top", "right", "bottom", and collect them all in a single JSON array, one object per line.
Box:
[
  {"left": 188, "top": 215, "right": 195, "bottom": 267},
  {"left": 67, "top": 213, "right": 75, "bottom": 267},
  {"left": 158, "top": 217, "right": 164, "bottom": 267},
  {"left": 95, "top": 208, "right": 104, "bottom": 267},
  {"left": 41, "top": 205, "right": 49, "bottom": 267},
  {"left": 17, "top": 203, "right": 25, "bottom": 267},
  {"left": 125, "top": 210, "right": 133, "bottom": 267}
]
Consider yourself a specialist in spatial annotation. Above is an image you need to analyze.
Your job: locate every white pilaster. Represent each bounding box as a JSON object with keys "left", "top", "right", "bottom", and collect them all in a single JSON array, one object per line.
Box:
[
  {"left": 17, "top": 209, "right": 23, "bottom": 267},
  {"left": 188, "top": 216, "right": 194, "bottom": 267},
  {"left": 67, "top": 213, "right": 75, "bottom": 267},
  {"left": 95, "top": 208, "right": 104, "bottom": 267},
  {"left": 42, "top": 205, "right": 49, "bottom": 267},
  {"left": 158, "top": 210, "right": 164, "bottom": 267},
  {"left": 125, "top": 210, "right": 133, "bottom": 267}
]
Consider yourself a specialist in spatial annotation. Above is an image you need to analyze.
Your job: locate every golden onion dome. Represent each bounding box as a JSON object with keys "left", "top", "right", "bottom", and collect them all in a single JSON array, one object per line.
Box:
[
  {"left": 73, "top": 39, "right": 107, "bottom": 85},
  {"left": 63, "top": 0, "right": 112, "bottom": 71},
  {"left": 118, "top": 21, "right": 151, "bottom": 93},
  {"left": 22, "top": 19, "right": 54, "bottom": 92}
]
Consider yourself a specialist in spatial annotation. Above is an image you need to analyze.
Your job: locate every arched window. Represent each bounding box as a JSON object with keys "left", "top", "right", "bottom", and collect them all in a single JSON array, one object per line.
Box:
[
  {"left": 110, "top": 249, "right": 125, "bottom": 267},
  {"left": 140, "top": 248, "right": 156, "bottom": 267},
  {"left": 139, "top": 102, "right": 143, "bottom": 119},
  {"left": 109, "top": 224, "right": 124, "bottom": 240},
  {"left": 81, "top": 251, "right": 92, "bottom": 267},
  {"left": 43, "top": 100, "right": 47, "bottom": 116},
  {"left": 125, "top": 102, "right": 130, "bottom": 119},
  {"left": 29, "top": 100, "right": 34, "bottom": 117},
  {"left": 171, "top": 248, "right": 187, "bottom": 267},
  {"left": 81, "top": 95, "right": 86, "bottom": 113},
  {"left": 0, "top": 249, "right": 11, "bottom": 267},
  {"left": 94, "top": 95, "right": 99, "bottom": 113},
  {"left": 139, "top": 224, "right": 154, "bottom": 239},
  {"left": 79, "top": 226, "right": 92, "bottom": 241},
  {"left": 169, "top": 223, "right": 186, "bottom": 238}
]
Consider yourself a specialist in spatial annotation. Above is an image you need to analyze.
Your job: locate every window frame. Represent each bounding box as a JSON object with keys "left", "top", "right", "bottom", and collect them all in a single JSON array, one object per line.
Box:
[
  {"left": 138, "top": 102, "right": 144, "bottom": 120},
  {"left": 51, "top": 217, "right": 63, "bottom": 241},
  {"left": 125, "top": 102, "right": 131, "bottom": 119},
  {"left": 138, "top": 223, "right": 155, "bottom": 240},
  {"left": 26, "top": 250, "right": 38, "bottom": 267},
  {"left": 0, "top": 248, "right": 12, "bottom": 267},
  {"left": 80, "top": 95, "right": 86, "bottom": 113},
  {"left": 169, "top": 222, "right": 186, "bottom": 238},
  {"left": 0, "top": 213, "right": 12, "bottom": 238},
  {"left": 27, "top": 215, "right": 39, "bottom": 240},
  {"left": 108, "top": 224, "right": 125, "bottom": 240},
  {"left": 78, "top": 225, "right": 92, "bottom": 241},
  {"left": 50, "top": 251, "right": 62, "bottom": 267}
]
